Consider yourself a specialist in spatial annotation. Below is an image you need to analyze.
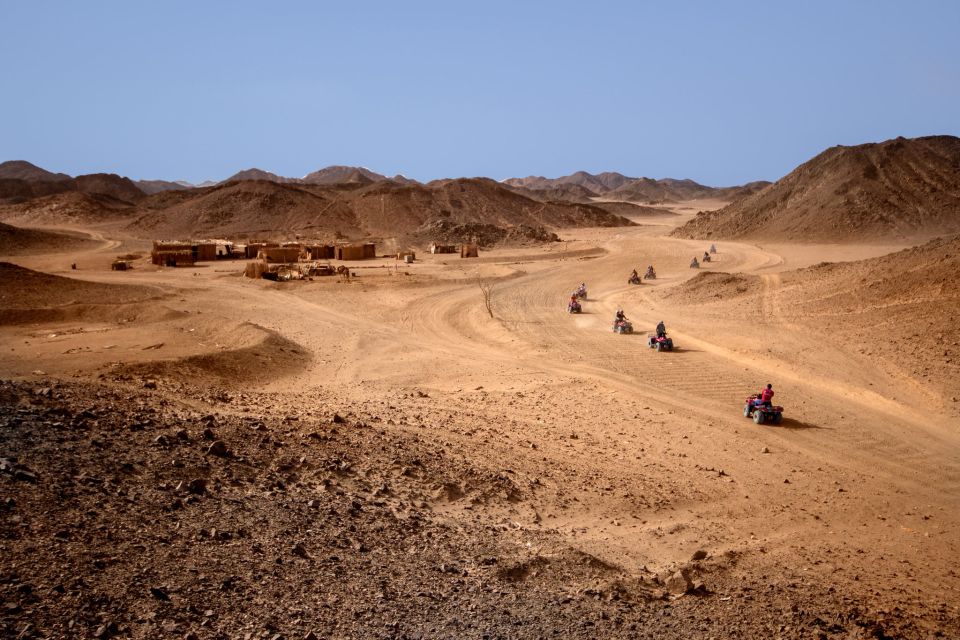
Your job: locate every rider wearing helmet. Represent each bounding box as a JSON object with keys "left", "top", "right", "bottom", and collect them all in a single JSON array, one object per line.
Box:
[
  {"left": 615, "top": 308, "right": 626, "bottom": 322},
  {"left": 656, "top": 320, "right": 666, "bottom": 338}
]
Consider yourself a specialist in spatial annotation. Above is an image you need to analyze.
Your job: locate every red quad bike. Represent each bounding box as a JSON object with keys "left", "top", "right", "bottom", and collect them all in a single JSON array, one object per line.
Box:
[
  {"left": 743, "top": 395, "right": 783, "bottom": 425},
  {"left": 567, "top": 300, "right": 582, "bottom": 313},
  {"left": 612, "top": 320, "right": 633, "bottom": 334},
  {"left": 647, "top": 334, "right": 674, "bottom": 351}
]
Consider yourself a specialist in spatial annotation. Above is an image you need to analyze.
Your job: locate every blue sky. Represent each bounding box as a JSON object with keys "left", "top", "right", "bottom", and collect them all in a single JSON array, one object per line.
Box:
[{"left": 2, "top": 1, "right": 958, "bottom": 185}]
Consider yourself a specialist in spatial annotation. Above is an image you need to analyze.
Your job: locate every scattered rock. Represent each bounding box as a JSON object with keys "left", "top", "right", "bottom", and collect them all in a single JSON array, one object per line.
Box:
[
  {"left": 206, "top": 440, "right": 230, "bottom": 457},
  {"left": 187, "top": 478, "right": 207, "bottom": 495},
  {"left": 691, "top": 549, "right": 708, "bottom": 561},
  {"left": 150, "top": 586, "right": 170, "bottom": 601},
  {"left": 665, "top": 569, "right": 694, "bottom": 595}
]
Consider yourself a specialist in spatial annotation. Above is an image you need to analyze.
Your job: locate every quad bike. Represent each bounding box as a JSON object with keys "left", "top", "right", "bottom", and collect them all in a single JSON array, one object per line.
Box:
[
  {"left": 567, "top": 300, "right": 582, "bottom": 313},
  {"left": 743, "top": 395, "right": 784, "bottom": 425},
  {"left": 647, "top": 334, "right": 674, "bottom": 351},
  {"left": 576, "top": 285, "right": 588, "bottom": 299},
  {"left": 644, "top": 267, "right": 656, "bottom": 280},
  {"left": 628, "top": 274, "right": 641, "bottom": 285},
  {"left": 612, "top": 320, "right": 633, "bottom": 334},
  {"left": 702, "top": 253, "right": 711, "bottom": 263},
  {"left": 709, "top": 244, "right": 717, "bottom": 254},
  {"left": 690, "top": 258, "right": 700, "bottom": 269}
]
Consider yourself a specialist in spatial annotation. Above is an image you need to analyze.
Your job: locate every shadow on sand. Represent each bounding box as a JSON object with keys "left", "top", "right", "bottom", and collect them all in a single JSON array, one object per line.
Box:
[{"left": 767, "top": 417, "right": 830, "bottom": 430}]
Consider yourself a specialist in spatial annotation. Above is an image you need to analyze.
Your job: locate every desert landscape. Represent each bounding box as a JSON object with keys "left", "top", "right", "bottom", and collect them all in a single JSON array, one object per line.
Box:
[{"left": 0, "top": 133, "right": 958, "bottom": 639}]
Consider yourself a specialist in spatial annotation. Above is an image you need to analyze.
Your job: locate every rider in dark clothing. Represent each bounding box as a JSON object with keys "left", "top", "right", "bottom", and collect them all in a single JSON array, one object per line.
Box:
[
  {"left": 616, "top": 309, "right": 626, "bottom": 322},
  {"left": 656, "top": 321, "right": 666, "bottom": 338}
]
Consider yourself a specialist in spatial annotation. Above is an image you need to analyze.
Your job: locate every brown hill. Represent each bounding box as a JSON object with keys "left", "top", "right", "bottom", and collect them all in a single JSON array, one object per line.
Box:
[
  {"left": 0, "top": 178, "right": 74, "bottom": 203},
  {"left": 122, "top": 177, "right": 633, "bottom": 242},
  {"left": 0, "top": 160, "right": 71, "bottom": 182},
  {"left": 0, "top": 222, "right": 99, "bottom": 256},
  {"left": 0, "top": 191, "right": 136, "bottom": 226},
  {"left": 126, "top": 180, "right": 362, "bottom": 239},
  {"left": 672, "top": 136, "right": 960, "bottom": 242},
  {"left": 712, "top": 180, "right": 772, "bottom": 201},
  {"left": 604, "top": 177, "right": 719, "bottom": 203},
  {"left": 505, "top": 171, "right": 633, "bottom": 194},
  {"left": 302, "top": 165, "right": 388, "bottom": 185},
  {"left": 223, "top": 168, "right": 293, "bottom": 184},
  {"left": 506, "top": 172, "right": 766, "bottom": 205},
  {"left": 507, "top": 183, "right": 599, "bottom": 203},
  {"left": 135, "top": 179, "right": 192, "bottom": 195},
  {"left": 72, "top": 173, "right": 145, "bottom": 203},
  {"left": 350, "top": 178, "right": 632, "bottom": 240},
  {"left": 0, "top": 172, "right": 146, "bottom": 206}
]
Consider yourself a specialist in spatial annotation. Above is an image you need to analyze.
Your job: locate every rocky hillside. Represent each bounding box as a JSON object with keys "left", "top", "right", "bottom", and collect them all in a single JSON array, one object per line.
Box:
[
  {"left": 672, "top": 136, "right": 960, "bottom": 241},
  {"left": 126, "top": 180, "right": 362, "bottom": 239},
  {"left": 135, "top": 180, "right": 193, "bottom": 195},
  {"left": 0, "top": 160, "right": 71, "bottom": 182},
  {"left": 301, "top": 166, "right": 388, "bottom": 185},
  {"left": 505, "top": 171, "right": 770, "bottom": 204},
  {"left": 0, "top": 172, "right": 145, "bottom": 207},
  {"left": 116, "top": 177, "right": 634, "bottom": 242}
]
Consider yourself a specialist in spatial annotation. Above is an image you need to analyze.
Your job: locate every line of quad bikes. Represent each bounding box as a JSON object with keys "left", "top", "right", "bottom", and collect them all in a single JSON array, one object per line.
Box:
[{"left": 564, "top": 244, "right": 785, "bottom": 425}]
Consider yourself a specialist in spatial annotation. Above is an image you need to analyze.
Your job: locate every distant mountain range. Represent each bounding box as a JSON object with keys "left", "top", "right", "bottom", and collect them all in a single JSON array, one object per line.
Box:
[
  {"left": 504, "top": 171, "right": 771, "bottom": 204},
  {"left": 0, "top": 161, "right": 638, "bottom": 246}
]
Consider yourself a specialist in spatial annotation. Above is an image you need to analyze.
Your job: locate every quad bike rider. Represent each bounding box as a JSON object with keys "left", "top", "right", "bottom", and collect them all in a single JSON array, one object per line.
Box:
[
  {"left": 743, "top": 384, "right": 783, "bottom": 424},
  {"left": 690, "top": 257, "right": 700, "bottom": 268},
  {"left": 628, "top": 269, "right": 641, "bottom": 285},
  {"left": 576, "top": 283, "right": 588, "bottom": 299},
  {"left": 647, "top": 320, "right": 674, "bottom": 350},
  {"left": 644, "top": 265, "right": 656, "bottom": 280},
  {"left": 567, "top": 294, "right": 582, "bottom": 313},
  {"left": 702, "top": 251, "right": 711, "bottom": 263},
  {"left": 612, "top": 308, "right": 633, "bottom": 334},
  {"left": 709, "top": 244, "right": 717, "bottom": 254}
]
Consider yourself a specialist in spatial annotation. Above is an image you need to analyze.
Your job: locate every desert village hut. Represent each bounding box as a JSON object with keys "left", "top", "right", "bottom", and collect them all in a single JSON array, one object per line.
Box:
[
  {"left": 195, "top": 242, "right": 217, "bottom": 261},
  {"left": 152, "top": 239, "right": 243, "bottom": 265},
  {"left": 151, "top": 241, "right": 195, "bottom": 267},
  {"left": 430, "top": 243, "right": 457, "bottom": 254},
  {"left": 307, "top": 245, "right": 336, "bottom": 260},
  {"left": 336, "top": 243, "right": 376, "bottom": 260},
  {"left": 460, "top": 243, "right": 479, "bottom": 258}
]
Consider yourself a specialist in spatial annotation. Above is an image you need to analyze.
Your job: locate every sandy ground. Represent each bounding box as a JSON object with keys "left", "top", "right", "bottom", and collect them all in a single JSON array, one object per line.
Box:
[{"left": 1, "top": 206, "right": 958, "bottom": 638}]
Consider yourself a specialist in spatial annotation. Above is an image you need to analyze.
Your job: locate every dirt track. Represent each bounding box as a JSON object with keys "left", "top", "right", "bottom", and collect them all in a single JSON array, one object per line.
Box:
[{"left": 1, "top": 210, "right": 959, "bottom": 638}]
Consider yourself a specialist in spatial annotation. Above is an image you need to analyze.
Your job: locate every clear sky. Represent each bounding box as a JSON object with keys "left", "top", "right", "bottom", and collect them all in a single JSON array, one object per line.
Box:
[{"left": 2, "top": 1, "right": 959, "bottom": 186}]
